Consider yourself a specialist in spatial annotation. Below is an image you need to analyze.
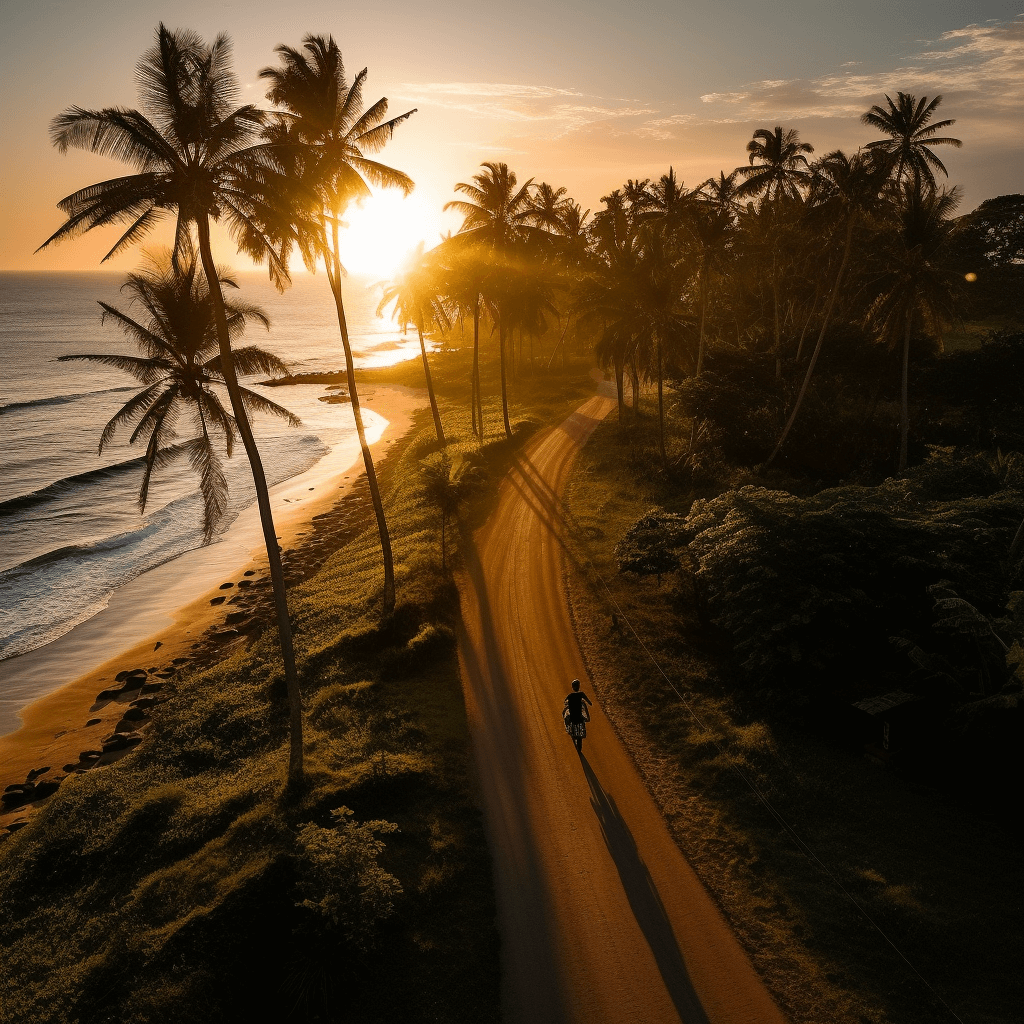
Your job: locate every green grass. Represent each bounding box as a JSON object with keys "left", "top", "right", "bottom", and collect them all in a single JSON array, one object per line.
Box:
[{"left": 562, "top": 401, "right": 1021, "bottom": 1024}]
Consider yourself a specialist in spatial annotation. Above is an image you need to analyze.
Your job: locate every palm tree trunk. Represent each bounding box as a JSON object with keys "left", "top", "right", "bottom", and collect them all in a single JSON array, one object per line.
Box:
[
  {"left": 440, "top": 510, "right": 446, "bottom": 569},
  {"left": 327, "top": 220, "right": 395, "bottom": 616},
  {"left": 768, "top": 216, "right": 856, "bottom": 465},
  {"left": 546, "top": 311, "right": 572, "bottom": 370},
  {"left": 630, "top": 356, "right": 640, "bottom": 417},
  {"left": 899, "top": 309, "right": 912, "bottom": 473},
  {"left": 1009, "top": 516, "right": 1024, "bottom": 563},
  {"left": 657, "top": 338, "right": 666, "bottom": 466},
  {"left": 795, "top": 288, "right": 821, "bottom": 362},
  {"left": 696, "top": 270, "right": 708, "bottom": 377},
  {"left": 499, "top": 317, "right": 512, "bottom": 439},
  {"left": 772, "top": 275, "right": 782, "bottom": 380},
  {"left": 614, "top": 354, "right": 625, "bottom": 424},
  {"left": 472, "top": 296, "right": 482, "bottom": 439},
  {"left": 417, "top": 325, "right": 446, "bottom": 445},
  {"left": 196, "top": 217, "right": 303, "bottom": 790}
]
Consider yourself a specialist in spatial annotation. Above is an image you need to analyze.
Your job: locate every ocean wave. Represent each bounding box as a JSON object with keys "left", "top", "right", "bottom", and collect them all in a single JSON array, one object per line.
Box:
[
  {"left": 0, "top": 455, "right": 151, "bottom": 516},
  {"left": 0, "top": 431, "right": 329, "bottom": 660},
  {"left": 0, "top": 385, "right": 137, "bottom": 415}
]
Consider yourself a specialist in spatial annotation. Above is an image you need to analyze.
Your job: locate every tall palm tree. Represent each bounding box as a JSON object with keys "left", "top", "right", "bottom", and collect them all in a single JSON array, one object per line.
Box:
[
  {"left": 646, "top": 167, "right": 692, "bottom": 233},
  {"left": 768, "top": 149, "right": 891, "bottom": 464},
  {"left": 445, "top": 162, "right": 536, "bottom": 438},
  {"left": 861, "top": 92, "right": 961, "bottom": 189},
  {"left": 684, "top": 204, "right": 734, "bottom": 377},
  {"left": 38, "top": 25, "right": 309, "bottom": 789},
  {"left": 527, "top": 182, "right": 570, "bottom": 233},
  {"left": 735, "top": 196, "right": 802, "bottom": 378},
  {"left": 696, "top": 170, "right": 745, "bottom": 217},
  {"left": 435, "top": 235, "right": 489, "bottom": 437},
  {"left": 736, "top": 126, "right": 814, "bottom": 201},
  {"left": 260, "top": 35, "right": 416, "bottom": 617},
  {"left": 865, "top": 183, "right": 963, "bottom": 471},
  {"left": 377, "top": 242, "right": 448, "bottom": 444},
  {"left": 59, "top": 248, "right": 297, "bottom": 542}
]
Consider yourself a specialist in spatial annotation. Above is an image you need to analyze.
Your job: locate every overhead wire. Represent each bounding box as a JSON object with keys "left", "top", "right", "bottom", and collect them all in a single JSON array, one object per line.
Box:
[{"left": 544, "top": 451, "right": 968, "bottom": 1024}]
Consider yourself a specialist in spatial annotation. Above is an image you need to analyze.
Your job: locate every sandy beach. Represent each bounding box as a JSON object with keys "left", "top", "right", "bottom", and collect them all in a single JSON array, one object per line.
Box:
[{"left": 0, "top": 384, "right": 425, "bottom": 827}]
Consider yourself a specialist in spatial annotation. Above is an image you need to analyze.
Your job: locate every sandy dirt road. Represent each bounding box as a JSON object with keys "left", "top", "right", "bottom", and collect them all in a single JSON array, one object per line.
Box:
[{"left": 456, "top": 395, "right": 786, "bottom": 1024}]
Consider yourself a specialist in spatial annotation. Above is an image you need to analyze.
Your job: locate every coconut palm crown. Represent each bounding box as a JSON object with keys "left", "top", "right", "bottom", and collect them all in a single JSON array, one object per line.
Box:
[
  {"left": 861, "top": 92, "right": 962, "bottom": 189},
  {"left": 58, "top": 248, "right": 297, "bottom": 542},
  {"left": 38, "top": 25, "right": 297, "bottom": 282},
  {"left": 736, "top": 126, "right": 814, "bottom": 201}
]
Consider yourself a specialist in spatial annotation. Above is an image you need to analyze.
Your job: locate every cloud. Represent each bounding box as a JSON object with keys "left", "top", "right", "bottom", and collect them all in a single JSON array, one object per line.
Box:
[
  {"left": 395, "top": 18, "right": 1023, "bottom": 148},
  {"left": 635, "top": 113, "right": 697, "bottom": 140},
  {"left": 397, "top": 82, "right": 583, "bottom": 100},
  {"left": 395, "top": 81, "right": 653, "bottom": 138},
  {"left": 695, "top": 16, "right": 1024, "bottom": 126}
]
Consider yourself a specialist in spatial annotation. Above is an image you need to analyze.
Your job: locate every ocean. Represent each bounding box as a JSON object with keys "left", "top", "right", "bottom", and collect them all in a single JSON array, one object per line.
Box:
[{"left": 0, "top": 269, "right": 418, "bottom": 667}]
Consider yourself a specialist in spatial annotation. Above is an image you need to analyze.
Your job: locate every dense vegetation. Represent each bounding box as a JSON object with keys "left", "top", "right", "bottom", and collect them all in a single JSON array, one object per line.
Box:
[{"left": 11, "top": 14, "right": 1023, "bottom": 1022}]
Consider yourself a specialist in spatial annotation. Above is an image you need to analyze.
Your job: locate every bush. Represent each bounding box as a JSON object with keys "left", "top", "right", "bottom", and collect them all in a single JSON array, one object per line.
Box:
[
  {"left": 615, "top": 509, "right": 687, "bottom": 578},
  {"left": 683, "top": 450, "right": 1024, "bottom": 693},
  {"left": 294, "top": 807, "right": 402, "bottom": 951}
]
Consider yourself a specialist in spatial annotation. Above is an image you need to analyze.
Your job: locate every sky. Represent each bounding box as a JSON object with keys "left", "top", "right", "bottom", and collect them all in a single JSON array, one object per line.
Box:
[{"left": 2, "top": 0, "right": 1021, "bottom": 274}]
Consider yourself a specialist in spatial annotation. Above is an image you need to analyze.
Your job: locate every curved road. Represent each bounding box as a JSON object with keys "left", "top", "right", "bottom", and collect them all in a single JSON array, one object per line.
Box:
[{"left": 456, "top": 395, "right": 786, "bottom": 1024}]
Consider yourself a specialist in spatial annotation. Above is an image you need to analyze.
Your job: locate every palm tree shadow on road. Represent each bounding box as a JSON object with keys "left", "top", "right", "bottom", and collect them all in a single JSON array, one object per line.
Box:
[
  {"left": 456, "top": 521, "right": 570, "bottom": 1024},
  {"left": 580, "top": 754, "right": 712, "bottom": 1024}
]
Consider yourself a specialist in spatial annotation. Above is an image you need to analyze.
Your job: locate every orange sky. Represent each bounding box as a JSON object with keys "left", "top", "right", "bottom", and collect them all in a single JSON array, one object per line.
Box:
[{"left": 2, "top": 3, "right": 1021, "bottom": 274}]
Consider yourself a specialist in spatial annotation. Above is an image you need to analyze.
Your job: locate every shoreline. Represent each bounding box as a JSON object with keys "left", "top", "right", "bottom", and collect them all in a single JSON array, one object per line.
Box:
[{"left": 0, "top": 383, "right": 425, "bottom": 824}]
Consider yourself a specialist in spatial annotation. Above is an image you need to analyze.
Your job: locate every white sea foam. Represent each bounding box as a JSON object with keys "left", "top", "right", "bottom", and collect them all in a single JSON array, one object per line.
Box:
[{"left": 0, "top": 270, "right": 412, "bottom": 670}]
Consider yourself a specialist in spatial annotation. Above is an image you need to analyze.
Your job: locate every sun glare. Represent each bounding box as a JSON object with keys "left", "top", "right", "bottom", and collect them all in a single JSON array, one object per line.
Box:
[{"left": 336, "top": 191, "right": 442, "bottom": 279}]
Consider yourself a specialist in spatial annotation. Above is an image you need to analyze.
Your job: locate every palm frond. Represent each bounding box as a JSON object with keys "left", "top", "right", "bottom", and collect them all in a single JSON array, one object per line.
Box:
[
  {"left": 57, "top": 352, "right": 170, "bottom": 383},
  {"left": 93, "top": 381, "right": 166, "bottom": 452},
  {"left": 236, "top": 387, "right": 302, "bottom": 426}
]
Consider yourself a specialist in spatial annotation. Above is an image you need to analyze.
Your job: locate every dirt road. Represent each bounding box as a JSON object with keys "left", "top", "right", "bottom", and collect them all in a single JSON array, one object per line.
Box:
[{"left": 456, "top": 395, "right": 786, "bottom": 1024}]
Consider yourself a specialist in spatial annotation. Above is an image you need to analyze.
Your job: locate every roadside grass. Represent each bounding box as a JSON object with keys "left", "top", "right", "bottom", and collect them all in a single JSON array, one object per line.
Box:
[{"left": 562, "top": 402, "right": 1021, "bottom": 1024}]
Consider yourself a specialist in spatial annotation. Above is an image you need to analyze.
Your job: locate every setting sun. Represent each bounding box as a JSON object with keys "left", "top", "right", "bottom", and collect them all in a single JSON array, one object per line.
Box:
[{"left": 335, "top": 190, "right": 444, "bottom": 279}]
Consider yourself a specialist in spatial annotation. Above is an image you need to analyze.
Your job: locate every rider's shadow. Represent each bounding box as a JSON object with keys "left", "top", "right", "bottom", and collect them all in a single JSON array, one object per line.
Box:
[{"left": 580, "top": 755, "right": 711, "bottom": 1024}]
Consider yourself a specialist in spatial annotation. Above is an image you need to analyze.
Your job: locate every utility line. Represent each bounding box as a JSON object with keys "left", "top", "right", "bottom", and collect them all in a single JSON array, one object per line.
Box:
[{"left": 550, "top": 476, "right": 967, "bottom": 1024}]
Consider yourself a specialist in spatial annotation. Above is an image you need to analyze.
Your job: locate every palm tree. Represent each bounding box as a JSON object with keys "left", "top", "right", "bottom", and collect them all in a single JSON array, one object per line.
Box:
[
  {"left": 544, "top": 201, "right": 591, "bottom": 370},
  {"left": 445, "top": 162, "right": 536, "bottom": 438},
  {"left": 865, "top": 183, "right": 963, "bottom": 471},
  {"left": 419, "top": 452, "right": 476, "bottom": 569},
  {"left": 646, "top": 167, "right": 692, "bottom": 233},
  {"left": 434, "top": 236, "right": 489, "bottom": 436},
  {"left": 260, "top": 35, "right": 416, "bottom": 618},
  {"left": 736, "top": 196, "right": 802, "bottom": 378},
  {"left": 696, "top": 170, "right": 745, "bottom": 217},
  {"left": 736, "top": 126, "right": 814, "bottom": 201},
  {"left": 684, "top": 204, "right": 734, "bottom": 377},
  {"left": 861, "top": 92, "right": 961, "bottom": 189},
  {"left": 59, "top": 248, "right": 297, "bottom": 542},
  {"left": 528, "top": 182, "right": 570, "bottom": 233},
  {"left": 768, "top": 149, "right": 891, "bottom": 464},
  {"left": 38, "top": 25, "right": 309, "bottom": 789},
  {"left": 377, "top": 242, "right": 448, "bottom": 444},
  {"left": 578, "top": 221, "right": 684, "bottom": 458}
]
